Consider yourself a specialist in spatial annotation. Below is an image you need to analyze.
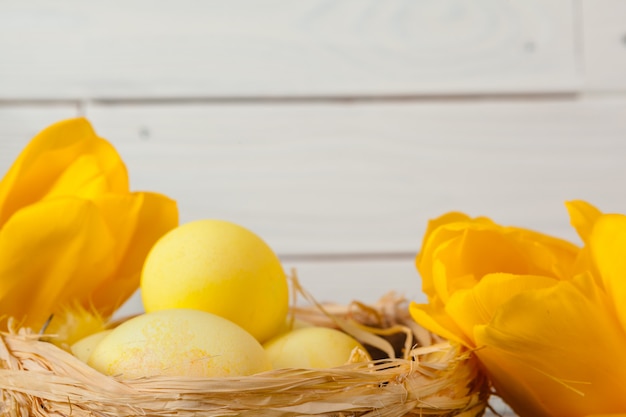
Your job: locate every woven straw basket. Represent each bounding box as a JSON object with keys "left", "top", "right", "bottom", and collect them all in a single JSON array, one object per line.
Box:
[{"left": 0, "top": 279, "right": 489, "bottom": 417}]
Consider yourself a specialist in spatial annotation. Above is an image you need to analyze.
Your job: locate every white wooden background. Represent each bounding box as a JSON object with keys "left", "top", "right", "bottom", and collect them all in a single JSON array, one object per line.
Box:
[{"left": 1, "top": 2, "right": 625, "bottom": 414}]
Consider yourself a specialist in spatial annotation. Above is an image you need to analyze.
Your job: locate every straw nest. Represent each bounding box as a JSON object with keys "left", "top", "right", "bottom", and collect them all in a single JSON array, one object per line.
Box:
[{"left": 0, "top": 283, "right": 489, "bottom": 417}]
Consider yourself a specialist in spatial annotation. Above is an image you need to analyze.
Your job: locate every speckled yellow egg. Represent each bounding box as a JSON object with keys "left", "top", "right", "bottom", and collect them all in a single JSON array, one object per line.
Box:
[
  {"left": 263, "top": 326, "right": 370, "bottom": 369},
  {"left": 87, "top": 309, "right": 271, "bottom": 378},
  {"left": 140, "top": 219, "right": 288, "bottom": 343}
]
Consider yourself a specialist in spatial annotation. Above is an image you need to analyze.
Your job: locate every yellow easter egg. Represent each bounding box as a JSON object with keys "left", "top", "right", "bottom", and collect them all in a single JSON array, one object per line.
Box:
[
  {"left": 141, "top": 219, "right": 288, "bottom": 343},
  {"left": 87, "top": 309, "right": 271, "bottom": 378},
  {"left": 263, "top": 326, "right": 370, "bottom": 369},
  {"left": 71, "top": 330, "right": 112, "bottom": 362}
]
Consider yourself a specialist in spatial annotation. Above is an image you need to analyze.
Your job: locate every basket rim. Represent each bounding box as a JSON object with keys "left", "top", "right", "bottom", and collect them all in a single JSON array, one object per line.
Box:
[{"left": 1, "top": 291, "right": 490, "bottom": 417}]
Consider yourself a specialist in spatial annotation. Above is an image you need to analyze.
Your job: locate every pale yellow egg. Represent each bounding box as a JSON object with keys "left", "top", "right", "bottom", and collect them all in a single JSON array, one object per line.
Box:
[
  {"left": 87, "top": 309, "right": 271, "bottom": 378},
  {"left": 263, "top": 326, "right": 370, "bottom": 369},
  {"left": 71, "top": 330, "right": 112, "bottom": 362},
  {"left": 140, "top": 219, "right": 288, "bottom": 343}
]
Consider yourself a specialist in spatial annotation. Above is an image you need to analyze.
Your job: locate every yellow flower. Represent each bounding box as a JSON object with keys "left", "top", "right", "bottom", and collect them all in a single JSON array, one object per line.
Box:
[
  {"left": 412, "top": 210, "right": 579, "bottom": 346},
  {"left": 0, "top": 118, "right": 178, "bottom": 332},
  {"left": 410, "top": 201, "right": 626, "bottom": 416}
]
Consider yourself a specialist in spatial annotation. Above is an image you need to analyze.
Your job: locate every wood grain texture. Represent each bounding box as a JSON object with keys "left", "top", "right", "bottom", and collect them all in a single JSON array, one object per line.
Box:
[
  {"left": 581, "top": 0, "right": 626, "bottom": 92},
  {"left": 0, "top": 0, "right": 578, "bottom": 100},
  {"left": 83, "top": 97, "right": 626, "bottom": 256}
]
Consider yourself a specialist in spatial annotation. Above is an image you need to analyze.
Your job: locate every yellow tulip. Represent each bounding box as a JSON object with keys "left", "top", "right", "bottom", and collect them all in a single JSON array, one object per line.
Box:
[
  {"left": 412, "top": 210, "right": 579, "bottom": 346},
  {"left": 0, "top": 118, "right": 178, "bottom": 332},
  {"left": 410, "top": 201, "right": 626, "bottom": 416}
]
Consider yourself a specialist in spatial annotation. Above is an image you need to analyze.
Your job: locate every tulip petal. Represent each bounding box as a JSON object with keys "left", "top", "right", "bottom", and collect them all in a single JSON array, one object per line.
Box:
[
  {"left": 409, "top": 302, "right": 468, "bottom": 346},
  {"left": 418, "top": 214, "right": 577, "bottom": 287},
  {"left": 589, "top": 214, "right": 626, "bottom": 330},
  {"left": 444, "top": 273, "right": 557, "bottom": 346},
  {"left": 88, "top": 192, "right": 178, "bottom": 316},
  {"left": 0, "top": 118, "right": 128, "bottom": 226},
  {"left": 513, "top": 227, "right": 580, "bottom": 279},
  {"left": 564, "top": 201, "right": 602, "bottom": 282},
  {"left": 0, "top": 198, "right": 116, "bottom": 329},
  {"left": 566, "top": 200, "right": 602, "bottom": 244},
  {"left": 474, "top": 274, "right": 626, "bottom": 417},
  {"left": 426, "top": 226, "right": 576, "bottom": 303},
  {"left": 416, "top": 212, "right": 473, "bottom": 298}
]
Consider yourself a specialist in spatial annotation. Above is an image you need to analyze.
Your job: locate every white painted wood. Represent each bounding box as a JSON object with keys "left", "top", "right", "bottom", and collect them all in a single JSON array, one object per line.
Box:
[
  {"left": 84, "top": 97, "right": 626, "bottom": 256},
  {"left": 0, "top": 106, "right": 79, "bottom": 177},
  {"left": 581, "top": 0, "right": 626, "bottom": 92},
  {"left": 0, "top": 0, "right": 579, "bottom": 100}
]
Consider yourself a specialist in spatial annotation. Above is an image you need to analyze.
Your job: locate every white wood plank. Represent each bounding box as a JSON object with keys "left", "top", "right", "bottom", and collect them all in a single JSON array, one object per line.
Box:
[
  {"left": 581, "top": 0, "right": 626, "bottom": 92},
  {"left": 0, "top": 105, "right": 79, "bottom": 176},
  {"left": 83, "top": 97, "right": 626, "bottom": 256},
  {"left": 0, "top": 0, "right": 578, "bottom": 99}
]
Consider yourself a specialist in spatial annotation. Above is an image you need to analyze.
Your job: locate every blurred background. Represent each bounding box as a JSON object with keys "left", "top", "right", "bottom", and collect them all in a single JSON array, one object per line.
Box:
[{"left": 1, "top": 0, "right": 624, "bottom": 359}]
